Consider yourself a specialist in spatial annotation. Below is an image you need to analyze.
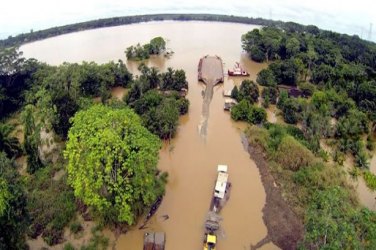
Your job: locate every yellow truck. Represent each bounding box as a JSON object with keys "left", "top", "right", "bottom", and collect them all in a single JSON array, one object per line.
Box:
[{"left": 203, "top": 233, "right": 217, "bottom": 250}]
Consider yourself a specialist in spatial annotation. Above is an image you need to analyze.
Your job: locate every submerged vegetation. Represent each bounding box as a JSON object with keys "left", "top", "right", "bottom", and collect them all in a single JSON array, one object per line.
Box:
[{"left": 125, "top": 36, "right": 167, "bottom": 60}]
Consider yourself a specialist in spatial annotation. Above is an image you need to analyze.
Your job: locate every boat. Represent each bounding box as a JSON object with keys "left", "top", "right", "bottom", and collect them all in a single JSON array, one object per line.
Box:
[
  {"left": 228, "top": 62, "right": 249, "bottom": 76},
  {"left": 143, "top": 232, "right": 165, "bottom": 250},
  {"left": 224, "top": 98, "right": 237, "bottom": 111},
  {"left": 210, "top": 165, "right": 231, "bottom": 212},
  {"left": 202, "top": 165, "right": 231, "bottom": 250}
]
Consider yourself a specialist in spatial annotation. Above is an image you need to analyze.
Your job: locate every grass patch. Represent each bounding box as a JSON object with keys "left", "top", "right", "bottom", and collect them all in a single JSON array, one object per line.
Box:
[
  {"left": 70, "top": 221, "right": 83, "bottom": 234},
  {"left": 363, "top": 171, "right": 376, "bottom": 191}
]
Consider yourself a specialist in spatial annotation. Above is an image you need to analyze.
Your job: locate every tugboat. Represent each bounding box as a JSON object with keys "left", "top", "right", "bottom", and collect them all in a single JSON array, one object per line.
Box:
[{"left": 228, "top": 62, "right": 249, "bottom": 76}]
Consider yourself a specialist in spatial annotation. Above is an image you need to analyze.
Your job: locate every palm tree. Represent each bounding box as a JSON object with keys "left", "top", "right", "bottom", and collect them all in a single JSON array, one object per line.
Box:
[{"left": 0, "top": 123, "right": 21, "bottom": 158}]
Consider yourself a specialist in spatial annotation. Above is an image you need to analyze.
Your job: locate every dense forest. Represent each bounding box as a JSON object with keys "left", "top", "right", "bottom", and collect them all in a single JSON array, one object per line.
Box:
[
  {"left": 231, "top": 23, "right": 376, "bottom": 249},
  {"left": 0, "top": 44, "right": 188, "bottom": 248}
]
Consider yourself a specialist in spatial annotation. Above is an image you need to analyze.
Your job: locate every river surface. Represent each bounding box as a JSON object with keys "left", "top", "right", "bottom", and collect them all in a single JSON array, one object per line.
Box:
[{"left": 21, "top": 21, "right": 277, "bottom": 249}]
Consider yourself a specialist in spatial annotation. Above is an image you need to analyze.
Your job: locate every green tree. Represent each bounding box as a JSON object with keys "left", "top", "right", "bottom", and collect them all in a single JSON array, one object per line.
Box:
[
  {"left": 144, "top": 98, "right": 180, "bottom": 139},
  {"left": 231, "top": 85, "right": 239, "bottom": 100},
  {"left": 21, "top": 105, "right": 43, "bottom": 174},
  {"left": 0, "top": 153, "right": 28, "bottom": 249},
  {"left": 0, "top": 123, "right": 21, "bottom": 158},
  {"left": 261, "top": 87, "right": 278, "bottom": 104},
  {"left": 235, "top": 80, "right": 259, "bottom": 104},
  {"left": 148, "top": 37, "right": 166, "bottom": 54},
  {"left": 282, "top": 98, "right": 299, "bottom": 124},
  {"left": 286, "top": 37, "right": 300, "bottom": 58},
  {"left": 256, "top": 68, "right": 277, "bottom": 87},
  {"left": 64, "top": 105, "right": 165, "bottom": 224},
  {"left": 303, "top": 187, "right": 376, "bottom": 249},
  {"left": 231, "top": 100, "right": 266, "bottom": 124}
]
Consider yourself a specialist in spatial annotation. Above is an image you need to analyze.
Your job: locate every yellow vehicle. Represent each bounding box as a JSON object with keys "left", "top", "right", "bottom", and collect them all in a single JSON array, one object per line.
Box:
[{"left": 204, "top": 234, "right": 217, "bottom": 250}]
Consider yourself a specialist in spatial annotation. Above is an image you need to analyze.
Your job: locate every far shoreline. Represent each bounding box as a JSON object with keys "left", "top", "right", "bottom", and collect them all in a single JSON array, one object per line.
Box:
[{"left": 2, "top": 13, "right": 373, "bottom": 49}]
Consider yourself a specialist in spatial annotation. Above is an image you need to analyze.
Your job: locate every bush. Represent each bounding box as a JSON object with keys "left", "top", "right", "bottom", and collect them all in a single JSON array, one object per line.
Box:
[
  {"left": 250, "top": 46, "right": 265, "bottom": 62},
  {"left": 70, "top": 221, "right": 83, "bottom": 234},
  {"left": 282, "top": 98, "right": 299, "bottom": 124},
  {"left": 231, "top": 100, "right": 266, "bottom": 124},
  {"left": 299, "top": 82, "right": 316, "bottom": 97},
  {"left": 64, "top": 243, "right": 76, "bottom": 250},
  {"left": 178, "top": 98, "right": 189, "bottom": 115},
  {"left": 234, "top": 80, "right": 259, "bottom": 104},
  {"left": 363, "top": 171, "right": 376, "bottom": 191},
  {"left": 257, "top": 69, "right": 277, "bottom": 87},
  {"left": 246, "top": 126, "right": 269, "bottom": 151},
  {"left": 27, "top": 166, "right": 76, "bottom": 245},
  {"left": 261, "top": 87, "right": 278, "bottom": 104},
  {"left": 274, "top": 136, "right": 316, "bottom": 171},
  {"left": 366, "top": 135, "right": 374, "bottom": 151}
]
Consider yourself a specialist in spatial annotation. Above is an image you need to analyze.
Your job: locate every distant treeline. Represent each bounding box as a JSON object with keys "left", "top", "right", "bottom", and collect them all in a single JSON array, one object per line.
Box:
[{"left": 1, "top": 13, "right": 374, "bottom": 48}]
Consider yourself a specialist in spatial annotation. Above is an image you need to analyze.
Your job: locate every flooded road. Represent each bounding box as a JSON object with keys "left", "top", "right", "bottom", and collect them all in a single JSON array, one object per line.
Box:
[{"left": 21, "top": 21, "right": 275, "bottom": 249}]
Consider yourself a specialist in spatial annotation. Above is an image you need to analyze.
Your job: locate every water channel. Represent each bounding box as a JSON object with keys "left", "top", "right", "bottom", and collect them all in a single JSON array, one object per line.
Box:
[{"left": 20, "top": 20, "right": 283, "bottom": 250}]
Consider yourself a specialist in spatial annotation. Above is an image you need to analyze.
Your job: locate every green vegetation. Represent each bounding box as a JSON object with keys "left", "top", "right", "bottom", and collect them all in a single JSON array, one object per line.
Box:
[
  {"left": 125, "top": 37, "right": 166, "bottom": 60},
  {"left": 69, "top": 221, "right": 82, "bottom": 234},
  {"left": 240, "top": 23, "right": 376, "bottom": 247},
  {"left": 231, "top": 79, "right": 259, "bottom": 104},
  {"left": 230, "top": 79, "right": 266, "bottom": 124},
  {"left": 64, "top": 105, "right": 166, "bottom": 225},
  {"left": 27, "top": 165, "right": 76, "bottom": 245},
  {"left": 247, "top": 125, "right": 376, "bottom": 249},
  {"left": 0, "top": 123, "right": 21, "bottom": 158},
  {"left": 0, "top": 45, "right": 188, "bottom": 247},
  {"left": 363, "top": 171, "right": 376, "bottom": 191},
  {"left": 0, "top": 153, "right": 28, "bottom": 249},
  {"left": 231, "top": 100, "right": 266, "bottom": 125},
  {"left": 125, "top": 65, "right": 189, "bottom": 139}
]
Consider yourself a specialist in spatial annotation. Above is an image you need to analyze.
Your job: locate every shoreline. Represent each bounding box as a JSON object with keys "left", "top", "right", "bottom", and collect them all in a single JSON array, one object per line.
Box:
[{"left": 245, "top": 139, "right": 304, "bottom": 250}]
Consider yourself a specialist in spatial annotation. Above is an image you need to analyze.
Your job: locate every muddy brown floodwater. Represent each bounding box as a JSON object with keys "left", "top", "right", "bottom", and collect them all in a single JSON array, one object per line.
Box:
[{"left": 21, "top": 21, "right": 277, "bottom": 249}]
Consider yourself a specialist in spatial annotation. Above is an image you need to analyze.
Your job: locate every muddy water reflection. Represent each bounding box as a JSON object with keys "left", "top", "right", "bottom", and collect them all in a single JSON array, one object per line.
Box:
[{"left": 21, "top": 21, "right": 275, "bottom": 249}]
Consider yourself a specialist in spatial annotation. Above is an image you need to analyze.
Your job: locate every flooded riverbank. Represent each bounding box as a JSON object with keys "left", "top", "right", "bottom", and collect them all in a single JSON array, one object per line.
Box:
[{"left": 21, "top": 21, "right": 278, "bottom": 249}]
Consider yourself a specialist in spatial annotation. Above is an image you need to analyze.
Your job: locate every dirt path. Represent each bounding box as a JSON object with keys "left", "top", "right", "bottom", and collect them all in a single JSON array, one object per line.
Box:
[{"left": 243, "top": 136, "right": 304, "bottom": 250}]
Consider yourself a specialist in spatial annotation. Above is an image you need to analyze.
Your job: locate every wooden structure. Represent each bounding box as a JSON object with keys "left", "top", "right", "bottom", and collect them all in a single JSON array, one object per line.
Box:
[
  {"left": 144, "top": 232, "right": 165, "bottom": 250},
  {"left": 198, "top": 55, "right": 224, "bottom": 85}
]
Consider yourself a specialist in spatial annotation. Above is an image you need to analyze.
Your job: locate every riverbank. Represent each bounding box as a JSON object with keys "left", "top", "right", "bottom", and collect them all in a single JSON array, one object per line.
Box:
[
  {"left": 244, "top": 136, "right": 303, "bottom": 250},
  {"left": 1, "top": 14, "right": 273, "bottom": 48}
]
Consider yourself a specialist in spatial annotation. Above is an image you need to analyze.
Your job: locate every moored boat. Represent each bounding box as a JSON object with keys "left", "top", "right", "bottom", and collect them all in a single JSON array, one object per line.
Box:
[{"left": 228, "top": 62, "right": 249, "bottom": 76}]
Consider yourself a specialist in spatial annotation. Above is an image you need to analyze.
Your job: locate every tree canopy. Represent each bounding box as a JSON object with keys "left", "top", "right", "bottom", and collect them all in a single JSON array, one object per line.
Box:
[{"left": 64, "top": 105, "right": 165, "bottom": 224}]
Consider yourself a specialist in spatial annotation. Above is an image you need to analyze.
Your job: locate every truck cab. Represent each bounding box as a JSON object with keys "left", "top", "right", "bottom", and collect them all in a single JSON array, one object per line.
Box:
[{"left": 204, "top": 234, "right": 217, "bottom": 250}]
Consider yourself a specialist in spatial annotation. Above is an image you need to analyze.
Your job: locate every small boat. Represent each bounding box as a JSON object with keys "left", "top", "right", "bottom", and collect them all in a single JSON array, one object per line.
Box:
[
  {"left": 210, "top": 165, "right": 231, "bottom": 213},
  {"left": 224, "top": 99, "right": 237, "bottom": 111},
  {"left": 228, "top": 62, "right": 249, "bottom": 76},
  {"left": 144, "top": 232, "right": 165, "bottom": 250}
]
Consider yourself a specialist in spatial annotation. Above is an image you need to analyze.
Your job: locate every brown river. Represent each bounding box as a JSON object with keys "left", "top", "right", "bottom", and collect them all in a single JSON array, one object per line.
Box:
[{"left": 21, "top": 21, "right": 276, "bottom": 250}]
